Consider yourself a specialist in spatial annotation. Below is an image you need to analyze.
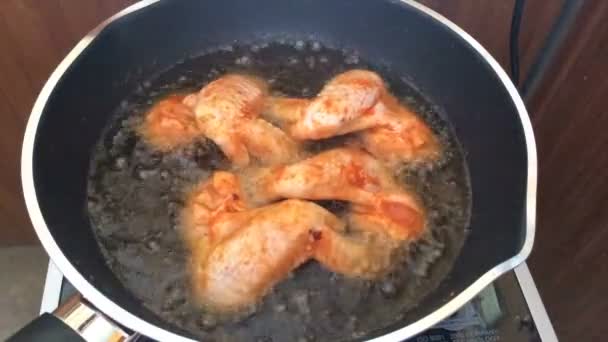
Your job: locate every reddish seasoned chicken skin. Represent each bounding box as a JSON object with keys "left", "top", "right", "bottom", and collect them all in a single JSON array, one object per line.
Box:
[
  {"left": 187, "top": 74, "right": 299, "bottom": 167},
  {"left": 264, "top": 97, "right": 309, "bottom": 130},
  {"left": 142, "top": 74, "right": 299, "bottom": 167},
  {"left": 182, "top": 171, "right": 403, "bottom": 312},
  {"left": 186, "top": 199, "right": 341, "bottom": 312},
  {"left": 265, "top": 69, "right": 440, "bottom": 165},
  {"left": 140, "top": 95, "right": 201, "bottom": 151},
  {"left": 248, "top": 147, "right": 426, "bottom": 241},
  {"left": 290, "top": 70, "right": 385, "bottom": 139},
  {"left": 359, "top": 92, "right": 440, "bottom": 165}
]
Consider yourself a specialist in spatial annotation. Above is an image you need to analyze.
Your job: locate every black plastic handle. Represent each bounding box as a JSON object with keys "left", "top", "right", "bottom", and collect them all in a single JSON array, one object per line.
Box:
[{"left": 6, "top": 313, "right": 85, "bottom": 342}]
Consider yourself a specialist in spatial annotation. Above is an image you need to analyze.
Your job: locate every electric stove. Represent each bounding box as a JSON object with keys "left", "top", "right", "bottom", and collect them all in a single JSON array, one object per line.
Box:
[{"left": 40, "top": 262, "right": 557, "bottom": 341}]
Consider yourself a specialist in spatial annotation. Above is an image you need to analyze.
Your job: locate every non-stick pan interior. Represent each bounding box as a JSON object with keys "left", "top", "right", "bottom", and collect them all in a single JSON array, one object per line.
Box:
[{"left": 31, "top": 0, "right": 528, "bottom": 340}]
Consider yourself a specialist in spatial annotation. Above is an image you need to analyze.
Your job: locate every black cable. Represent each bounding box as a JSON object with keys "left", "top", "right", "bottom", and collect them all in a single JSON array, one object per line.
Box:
[
  {"left": 510, "top": 0, "right": 526, "bottom": 86},
  {"left": 521, "top": 0, "right": 584, "bottom": 100}
]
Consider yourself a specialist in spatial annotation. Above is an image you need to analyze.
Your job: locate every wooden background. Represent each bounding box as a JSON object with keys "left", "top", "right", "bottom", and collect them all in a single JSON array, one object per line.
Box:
[
  {"left": 526, "top": 2, "right": 608, "bottom": 341},
  {"left": 1, "top": 0, "right": 606, "bottom": 340},
  {"left": 0, "top": 0, "right": 137, "bottom": 244}
]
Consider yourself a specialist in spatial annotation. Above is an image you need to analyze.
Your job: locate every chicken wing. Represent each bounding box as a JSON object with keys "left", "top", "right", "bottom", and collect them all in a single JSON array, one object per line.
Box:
[
  {"left": 248, "top": 148, "right": 426, "bottom": 241},
  {"left": 359, "top": 93, "right": 440, "bottom": 166},
  {"left": 182, "top": 173, "right": 331, "bottom": 311},
  {"left": 247, "top": 147, "right": 385, "bottom": 205},
  {"left": 140, "top": 94, "right": 201, "bottom": 151},
  {"left": 239, "top": 118, "right": 301, "bottom": 166},
  {"left": 181, "top": 171, "right": 248, "bottom": 264},
  {"left": 289, "top": 69, "right": 385, "bottom": 140},
  {"left": 197, "top": 199, "right": 343, "bottom": 311},
  {"left": 264, "top": 70, "right": 440, "bottom": 165},
  {"left": 183, "top": 170, "right": 404, "bottom": 311},
  {"left": 315, "top": 228, "right": 398, "bottom": 279},
  {"left": 188, "top": 74, "right": 299, "bottom": 167},
  {"left": 264, "top": 97, "right": 309, "bottom": 130},
  {"left": 347, "top": 193, "right": 426, "bottom": 241}
]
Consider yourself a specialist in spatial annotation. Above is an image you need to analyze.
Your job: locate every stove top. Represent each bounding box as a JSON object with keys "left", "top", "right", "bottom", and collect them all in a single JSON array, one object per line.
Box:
[{"left": 40, "top": 263, "right": 557, "bottom": 341}]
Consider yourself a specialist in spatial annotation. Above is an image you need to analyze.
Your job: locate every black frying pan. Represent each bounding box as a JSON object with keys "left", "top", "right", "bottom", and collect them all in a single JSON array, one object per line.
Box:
[{"left": 15, "top": 0, "right": 536, "bottom": 341}]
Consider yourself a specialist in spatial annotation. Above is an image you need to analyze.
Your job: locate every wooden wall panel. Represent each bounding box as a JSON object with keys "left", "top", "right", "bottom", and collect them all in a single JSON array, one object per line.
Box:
[
  {"left": 527, "top": 2, "right": 608, "bottom": 341},
  {"left": 0, "top": 0, "right": 137, "bottom": 245}
]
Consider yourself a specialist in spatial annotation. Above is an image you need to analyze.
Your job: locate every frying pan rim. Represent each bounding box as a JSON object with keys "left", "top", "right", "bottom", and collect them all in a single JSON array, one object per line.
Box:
[{"left": 20, "top": 0, "right": 537, "bottom": 341}]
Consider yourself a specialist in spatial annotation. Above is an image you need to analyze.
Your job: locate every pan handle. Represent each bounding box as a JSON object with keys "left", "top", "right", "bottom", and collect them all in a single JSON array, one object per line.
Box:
[{"left": 7, "top": 294, "right": 137, "bottom": 342}]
